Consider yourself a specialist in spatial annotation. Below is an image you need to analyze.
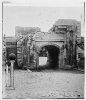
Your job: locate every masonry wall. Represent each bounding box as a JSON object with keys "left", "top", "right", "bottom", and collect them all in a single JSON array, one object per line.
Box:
[{"left": 15, "top": 19, "right": 81, "bottom": 69}]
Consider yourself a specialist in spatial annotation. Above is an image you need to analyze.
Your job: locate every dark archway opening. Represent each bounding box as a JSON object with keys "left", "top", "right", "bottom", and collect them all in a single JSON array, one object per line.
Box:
[{"left": 38, "top": 45, "right": 60, "bottom": 70}]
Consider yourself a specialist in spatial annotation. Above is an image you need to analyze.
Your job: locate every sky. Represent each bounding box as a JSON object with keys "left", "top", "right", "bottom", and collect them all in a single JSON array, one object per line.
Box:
[{"left": 3, "top": 2, "right": 85, "bottom": 37}]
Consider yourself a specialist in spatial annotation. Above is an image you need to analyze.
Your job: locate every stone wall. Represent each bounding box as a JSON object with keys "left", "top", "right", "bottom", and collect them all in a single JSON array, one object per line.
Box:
[
  {"left": 15, "top": 19, "right": 81, "bottom": 69},
  {"left": 48, "top": 19, "right": 81, "bottom": 68},
  {"left": 16, "top": 27, "right": 41, "bottom": 68}
]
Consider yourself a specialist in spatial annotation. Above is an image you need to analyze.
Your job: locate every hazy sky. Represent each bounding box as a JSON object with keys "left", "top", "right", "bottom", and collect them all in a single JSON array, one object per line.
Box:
[{"left": 3, "top": 3, "right": 84, "bottom": 36}]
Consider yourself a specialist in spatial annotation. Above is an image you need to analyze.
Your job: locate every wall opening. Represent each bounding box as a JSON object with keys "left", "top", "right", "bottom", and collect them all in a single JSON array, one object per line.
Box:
[{"left": 38, "top": 45, "right": 60, "bottom": 70}]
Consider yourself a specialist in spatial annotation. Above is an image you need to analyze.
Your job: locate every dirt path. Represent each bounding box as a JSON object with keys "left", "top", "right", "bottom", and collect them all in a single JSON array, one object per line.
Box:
[{"left": 2, "top": 70, "right": 84, "bottom": 99}]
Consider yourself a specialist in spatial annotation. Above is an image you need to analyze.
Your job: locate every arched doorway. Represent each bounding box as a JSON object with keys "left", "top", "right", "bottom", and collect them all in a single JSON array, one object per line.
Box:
[{"left": 38, "top": 44, "right": 60, "bottom": 70}]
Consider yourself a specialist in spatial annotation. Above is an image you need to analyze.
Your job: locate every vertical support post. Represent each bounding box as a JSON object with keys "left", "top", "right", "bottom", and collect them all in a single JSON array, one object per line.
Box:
[
  {"left": 6, "top": 64, "right": 9, "bottom": 87},
  {"left": 10, "top": 60, "right": 15, "bottom": 89}
]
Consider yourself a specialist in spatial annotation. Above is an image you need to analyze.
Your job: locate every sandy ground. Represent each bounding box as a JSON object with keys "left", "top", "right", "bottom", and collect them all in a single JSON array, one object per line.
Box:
[{"left": 2, "top": 69, "right": 84, "bottom": 99}]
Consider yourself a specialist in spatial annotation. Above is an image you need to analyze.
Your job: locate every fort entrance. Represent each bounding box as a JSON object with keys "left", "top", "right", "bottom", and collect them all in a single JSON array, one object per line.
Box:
[
  {"left": 38, "top": 44, "right": 60, "bottom": 69},
  {"left": 34, "top": 31, "right": 64, "bottom": 69},
  {"left": 5, "top": 19, "right": 81, "bottom": 70}
]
